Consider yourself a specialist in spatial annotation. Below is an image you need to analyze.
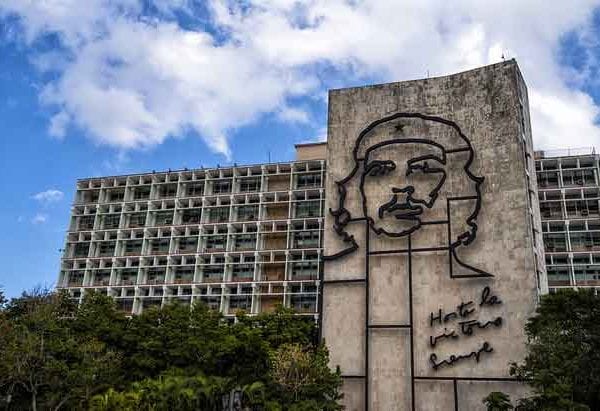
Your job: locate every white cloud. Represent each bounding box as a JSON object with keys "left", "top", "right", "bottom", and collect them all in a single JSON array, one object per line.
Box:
[
  {"left": 31, "top": 213, "right": 48, "bottom": 224},
  {"left": 32, "top": 189, "right": 64, "bottom": 203},
  {"left": 48, "top": 111, "right": 70, "bottom": 138},
  {"left": 1, "top": 0, "right": 600, "bottom": 155}
]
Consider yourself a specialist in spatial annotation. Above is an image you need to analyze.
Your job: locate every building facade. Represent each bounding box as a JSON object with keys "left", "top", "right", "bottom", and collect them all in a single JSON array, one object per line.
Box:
[
  {"left": 57, "top": 144, "right": 326, "bottom": 319},
  {"left": 55, "top": 60, "right": 600, "bottom": 410},
  {"left": 536, "top": 148, "right": 600, "bottom": 291},
  {"left": 321, "top": 60, "right": 544, "bottom": 410}
]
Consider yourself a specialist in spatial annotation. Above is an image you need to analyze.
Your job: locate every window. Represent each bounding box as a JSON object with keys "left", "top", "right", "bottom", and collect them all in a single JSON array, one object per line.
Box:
[
  {"left": 98, "top": 241, "right": 116, "bottom": 257},
  {"left": 182, "top": 209, "right": 202, "bottom": 224},
  {"left": 79, "top": 216, "right": 95, "bottom": 230},
  {"left": 234, "top": 234, "right": 256, "bottom": 250},
  {"left": 539, "top": 202, "right": 562, "bottom": 219},
  {"left": 237, "top": 205, "right": 258, "bottom": 221},
  {"left": 543, "top": 233, "right": 567, "bottom": 252},
  {"left": 129, "top": 213, "right": 146, "bottom": 228},
  {"left": 178, "top": 237, "right": 198, "bottom": 253},
  {"left": 187, "top": 183, "right": 204, "bottom": 197},
  {"left": 206, "top": 235, "right": 226, "bottom": 251},
  {"left": 204, "top": 297, "right": 220, "bottom": 310},
  {"left": 232, "top": 264, "right": 254, "bottom": 281},
  {"left": 155, "top": 211, "right": 174, "bottom": 225},
  {"left": 93, "top": 271, "right": 111, "bottom": 286},
  {"left": 133, "top": 187, "right": 151, "bottom": 200},
  {"left": 150, "top": 239, "right": 170, "bottom": 254},
  {"left": 120, "top": 272, "right": 138, "bottom": 286},
  {"left": 103, "top": 214, "right": 121, "bottom": 229},
  {"left": 209, "top": 207, "right": 229, "bottom": 223},
  {"left": 213, "top": 180, "right": 231, "bottom": 194},
  {"left": 73, "top": 242, "right": 90, "bottom": 258},
  {"left": 229, "top": 296, "right": 251, "bottom": 311},
  {"left": 295, "top": 201, "right": 321, "bottom": 218},
  {"left": 82, "top": 191, "right": 100, "bottom": 203},
  {"left": 68, "top": 271, "right": 84, "bottom": 286},
  {"left": 146, "top": 269, "right": 165, "bottom": 284},
  {"left": 297, "top": 173, "right": 321, "bottom": 188},
  {"left": 291, "top": 295, "right": 316, "bottom": 313},
  {"left": 203, "top": 266, "right": 223, "bottom": 281},
  {"left": 158, "top": 184, "right": 177, "bottom": 198},
  {"left": 537, "top": 170, "right": 559, "bottom": 188},
  {"left": 240, "top": 178, "right": 260, "bottom": 193},
  {"left": 304, "top": 284, "right": 317, "bottom": 293},
  {"left": 174, "top": 267, "right": 194, "bottom": 283},
  {"left": 124, "top": 240, "right": 143, "bottom": 255},
  {"left": 291, "top": 261, "right": 318, "bottom": 280},
  {"left": 293, "top": 231, "right": 320, "bottom": 248},
  {"left": 108, "top": 190, "right": 125, "bottom": 202}
]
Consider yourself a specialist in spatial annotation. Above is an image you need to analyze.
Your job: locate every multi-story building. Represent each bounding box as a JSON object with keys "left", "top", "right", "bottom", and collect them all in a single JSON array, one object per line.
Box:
[
  {"left": 57, "top": 139, "right": 600, "bottom": 311},
  {"left": 57, "top": 143, "right": 327, "bottom": 318},
  {"left": 535, "top": 148, "right": 600, "bottom": 291}
]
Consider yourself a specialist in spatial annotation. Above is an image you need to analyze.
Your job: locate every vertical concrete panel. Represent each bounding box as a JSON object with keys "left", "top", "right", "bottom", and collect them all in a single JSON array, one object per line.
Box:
[
  {"left": 322, "top": 284, "right": 365, "bottom": 376},
  {"left": 369, "top": 254, "right": 410, "bottom": 325},
  {"left": 340, "top": 378, "right": 366, "bottom": 411},
  {"left": 370, "top": 330, "right": 411, "bottom": 410}
]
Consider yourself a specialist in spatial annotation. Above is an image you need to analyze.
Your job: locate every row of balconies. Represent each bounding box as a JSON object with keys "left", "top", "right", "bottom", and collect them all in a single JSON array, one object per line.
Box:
[
  {"left": 76, "top": 161, "right": 325, "bottom": 191},
  {"left": 62, "top": 263, "right": 319, "bottom": 288},
  {"left": 536, "top": 167, "right": 598, "bottom": 189},
  {"left": 63, "top": 247, "right": 319, "bottom": 268},
  {"left": 70, "top": 201, "right": 324, "bottom": 231},
  {"left": 542, "top": 231, "right": 600, "bottom": 253},
  {"left": 64, "top": 231, "right": 322, "bottom": 259},
  {"left": 65, "top": 284, "right": 319, "bottom": 315},
  {"left": 539, "top": 200, "right": 600, "bottom": 220},
  {"left": 75, "top": 172, "right": 324, "bottom": 204},
  {"left": 547, "top": 263, "right": 600, "bottom": 287}
]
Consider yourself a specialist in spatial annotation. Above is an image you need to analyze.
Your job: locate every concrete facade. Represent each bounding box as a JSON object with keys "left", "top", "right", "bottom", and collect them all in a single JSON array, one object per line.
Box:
[
  {"left": 322, "top": 61, "right": 545, "bottom": 410},
  {"left": 58, "top": 151, "right": 325, "bottom": 318},
  {"left": 535, "top": 149, "right": 600, "bottom": 291}
]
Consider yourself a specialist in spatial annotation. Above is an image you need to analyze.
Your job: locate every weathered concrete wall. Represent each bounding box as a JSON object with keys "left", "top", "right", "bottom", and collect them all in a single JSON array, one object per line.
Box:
[
  {"left": 295, "top": 142, "right": 327, "bottom": 160},
  {"left": 322, "top": 60, "right": 544, "bottom": 410}
]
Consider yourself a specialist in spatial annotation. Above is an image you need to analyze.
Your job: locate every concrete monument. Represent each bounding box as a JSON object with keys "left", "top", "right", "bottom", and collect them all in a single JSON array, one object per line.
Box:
[{"left": 321, "top": 60, "right": 547, "bottom": 410}]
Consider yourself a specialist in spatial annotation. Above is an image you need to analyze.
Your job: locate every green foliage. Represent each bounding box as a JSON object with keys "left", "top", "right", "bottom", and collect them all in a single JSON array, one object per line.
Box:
[
  {"left": 237, "top": 305, "right": 317, "bottom": 348},
  {"left": 483, "top": 391, "right": 513, "bottom": 411},
  {"left": 269, "top": 343, "right": 343, "bottom": 410},
  {"left": 0, "top": 289, "right": 119, "bottom": 410},
  {"left": 506, "top": 289, "right": 600, "bottom": 410},
  {"left": 0, "top": 290, "right": 342, "bottom": 410}
]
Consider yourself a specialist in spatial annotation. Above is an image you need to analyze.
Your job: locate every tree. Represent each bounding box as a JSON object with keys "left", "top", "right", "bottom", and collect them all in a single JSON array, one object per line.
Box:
[
  {"left": 237, "top": 305, "right": 317, "bottom": 349},
  {"left": 270, "top": 343, "right": 343, "bottom": 410},
  {"left": 0, "top": 289, "right": 343, "bottom": 410},
  {"left": 0, "top": 289, "right": 120, "bottom": 410},
  {"left": 506, "top": 289, "right": 600, "bottom": 410},
  {"left": 483, "top": 392, "right": 513, "bottom": 411}
]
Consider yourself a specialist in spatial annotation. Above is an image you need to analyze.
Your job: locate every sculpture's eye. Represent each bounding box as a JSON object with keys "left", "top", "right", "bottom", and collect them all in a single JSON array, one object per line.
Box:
[
  {"left": 406, "top": 161, "right": 429, "bottom": 176},
  {"left": 406, "top": 157, "right": 445, "bottom": 176},
  {"left": 366, "top": 160, "right": 396, "bottom": 177}
]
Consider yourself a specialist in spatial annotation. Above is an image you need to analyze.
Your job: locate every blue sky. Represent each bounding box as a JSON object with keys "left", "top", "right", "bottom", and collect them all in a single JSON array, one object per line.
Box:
[{"left": 0, "top": 0, "right": 599, "bottom": 297}]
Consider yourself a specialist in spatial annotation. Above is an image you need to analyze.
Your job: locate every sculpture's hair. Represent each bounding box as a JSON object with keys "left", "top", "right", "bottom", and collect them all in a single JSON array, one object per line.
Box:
[{"left": 324, "top": 113, "right": 484, "bottom": 261}]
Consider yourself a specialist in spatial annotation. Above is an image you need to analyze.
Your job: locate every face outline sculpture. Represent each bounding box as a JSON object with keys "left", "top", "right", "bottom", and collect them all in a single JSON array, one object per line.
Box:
[
  {"left": 360, "top": 139, "right": 447, "bottom": 238},
  {"left": 326, "top": 112, "right": 491, "bottom": 278}
]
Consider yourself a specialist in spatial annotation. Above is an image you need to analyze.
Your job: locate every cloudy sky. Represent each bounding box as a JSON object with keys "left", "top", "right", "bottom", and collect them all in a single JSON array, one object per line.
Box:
[{"left": 0, "top": 0, "right": 599, "bottom": 296}]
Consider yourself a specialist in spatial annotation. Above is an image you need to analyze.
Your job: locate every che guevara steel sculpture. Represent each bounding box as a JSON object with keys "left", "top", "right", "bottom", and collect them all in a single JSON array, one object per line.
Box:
[
  {"left": 324, "top": 112, "right": 492, "bottom": 279},
  {"left": 323, "top": 112, "right": 498, "bottom": 411}
]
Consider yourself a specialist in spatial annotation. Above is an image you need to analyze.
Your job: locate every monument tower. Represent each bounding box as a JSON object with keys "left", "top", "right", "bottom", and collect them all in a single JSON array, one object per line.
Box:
[{"left": 321, "top": 60, "right": 546, "bottom": 410}]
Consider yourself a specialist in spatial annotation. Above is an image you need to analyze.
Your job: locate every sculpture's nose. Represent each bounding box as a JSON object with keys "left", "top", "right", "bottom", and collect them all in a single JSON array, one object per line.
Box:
[
  {"left": 392, "top": 186, "right": 414, "bottom": 201},
  {"left": 392, "top": 186, "right": 414, "bottom": 194}
]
